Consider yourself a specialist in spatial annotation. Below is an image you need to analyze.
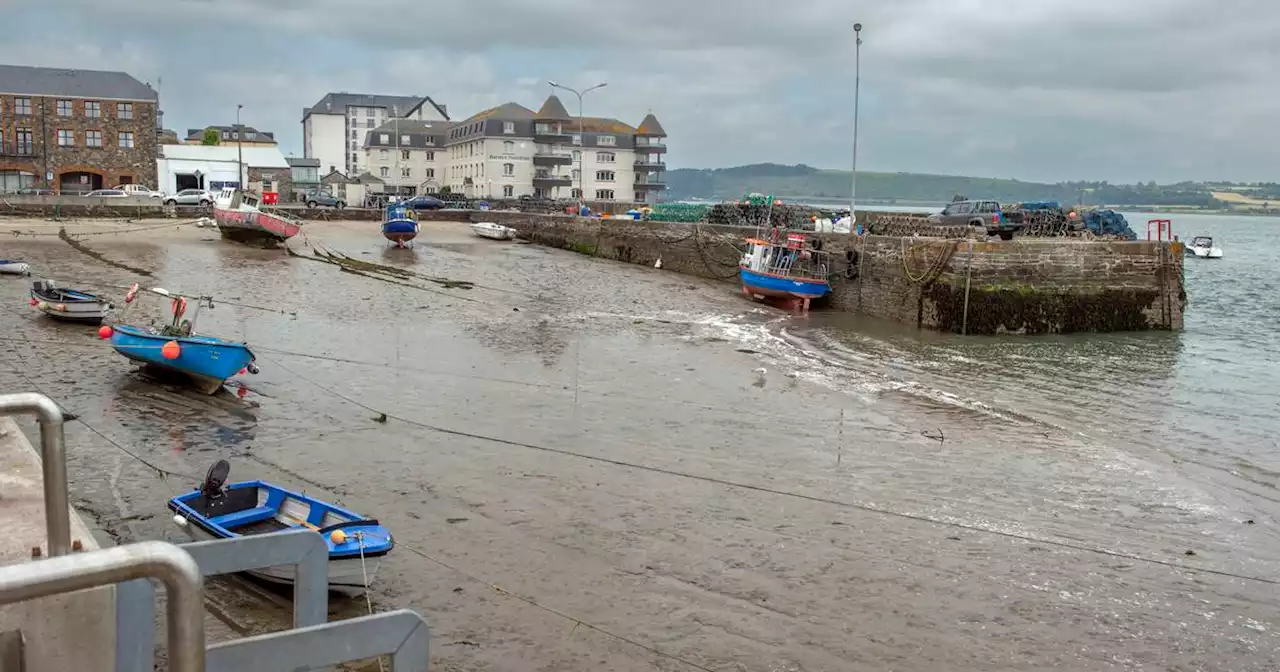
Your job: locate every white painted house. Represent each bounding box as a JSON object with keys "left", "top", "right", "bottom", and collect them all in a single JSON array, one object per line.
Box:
[{"left": 302, "top": 93, "right": 449, "bottom": 180}]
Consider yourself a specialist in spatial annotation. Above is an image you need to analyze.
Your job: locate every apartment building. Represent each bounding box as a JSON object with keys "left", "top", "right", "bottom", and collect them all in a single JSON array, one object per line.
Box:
[
  {"left": 302, "top": 92, "right": 448, "bottom": 178},
  {"left": 362, "top": 118, "right": 452, "bottom": 196},
  {"left": 0, "top": 64, "right": 159, "bottom": 193},
  {"left": 184, "top": 125, "right": 277, "bottom": 146},
  {"left": 406, "top": 94, "right": 666, "bottom": 203}
]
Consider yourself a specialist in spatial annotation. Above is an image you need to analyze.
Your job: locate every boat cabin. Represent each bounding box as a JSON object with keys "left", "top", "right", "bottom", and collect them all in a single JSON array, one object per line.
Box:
[
  {"left": 740, "top": 233, "right": 831, "bottom": 281},
  {"left": 1191, "top": 236, "right": 1213, "bottom": 248}
]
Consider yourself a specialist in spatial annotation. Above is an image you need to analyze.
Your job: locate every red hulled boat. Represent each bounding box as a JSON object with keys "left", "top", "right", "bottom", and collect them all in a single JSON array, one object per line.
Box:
[{"left": 212, "top": 188, "right": 302, "bottom": 247}]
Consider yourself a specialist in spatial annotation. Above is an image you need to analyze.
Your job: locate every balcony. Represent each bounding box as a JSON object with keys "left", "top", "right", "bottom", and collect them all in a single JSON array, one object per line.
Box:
[
  {"left": 533, "top": 173, "right": 572, "bottom": 187},
  {"left": 533, "top": 151, "right": 573, "bottom": 166},
  {"left": 533, "top": 125, "right": 573, "bottom": 144},
  {"left": 634, "top": 158, "right": 665, "bottom": 171},
  {"left": 635, "top": 139, "right": 666, "bottom": 150},
  {"left": 634, "top": 181, "right": 667, "bottom": 190},
  {"left": 0, "top": 142, "right": 38, "bottom": 159}
]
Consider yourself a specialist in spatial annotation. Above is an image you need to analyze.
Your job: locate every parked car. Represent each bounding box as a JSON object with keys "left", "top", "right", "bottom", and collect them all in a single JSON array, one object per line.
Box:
[
  {"left": 15, "top": 188, "right": 54, "bottom": 195},
  {"left": 402, "top": 195, "right": 445, "bottom": 211},
  {"left": 927, "top": 199, "right": 1025, "bottom": 239},
  {"left": 83, "top": 189, "right": 128, "bottom": 198},
  {"left": 113, "top": 184, "right": 164, "bottom": 198},
  {"left": 303, "top": 191, "right": 345, "bottom": 209},
  {"left": 165, "top": 189, "right": 214, "bottom": 206}
]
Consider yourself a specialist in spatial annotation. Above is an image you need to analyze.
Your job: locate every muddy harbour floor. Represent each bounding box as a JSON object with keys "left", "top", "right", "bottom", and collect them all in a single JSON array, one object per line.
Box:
[{"left": 0, "top": 217, "right": 1276, "bottom": 671}]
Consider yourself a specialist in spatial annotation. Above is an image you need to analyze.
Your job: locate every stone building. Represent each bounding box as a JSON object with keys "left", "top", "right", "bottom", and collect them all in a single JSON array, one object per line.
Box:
[{"left": 0, "top": 64, "right": 159, "bottom": 193}]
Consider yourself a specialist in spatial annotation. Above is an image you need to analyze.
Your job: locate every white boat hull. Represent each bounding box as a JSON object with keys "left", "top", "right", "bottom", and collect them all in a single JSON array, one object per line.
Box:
[
  {"left": 176, "top": 521, "right": 381, "bottom": 596},
  {"left": 471, "top": 222, "right": 517, "bottom": 240},
  {"left": 1187, "top": 246, "right": 1223, "bottom": 259},
  {"left": 0, "top": 262, "right": 30, "bottom": 275}
]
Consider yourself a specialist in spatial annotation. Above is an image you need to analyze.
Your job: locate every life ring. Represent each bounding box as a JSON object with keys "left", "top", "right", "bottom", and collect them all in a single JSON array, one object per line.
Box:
[
  {"left": 171, "top": 296, "right": 187, "bottom": 318},
  {"left": 124, "top": 283, "right": 140, "bottom": 304}
]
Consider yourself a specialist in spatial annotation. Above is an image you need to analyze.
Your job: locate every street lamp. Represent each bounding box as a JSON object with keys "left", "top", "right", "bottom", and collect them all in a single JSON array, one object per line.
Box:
[
  {"left": 850, "top": 23, "right": 863, "bottom": 232},
  {"left": 235, "top": 104, "right": 244, "bottom": 189},
  {"left": 548, "top": 80, "right": 607, "bottom": 212}
]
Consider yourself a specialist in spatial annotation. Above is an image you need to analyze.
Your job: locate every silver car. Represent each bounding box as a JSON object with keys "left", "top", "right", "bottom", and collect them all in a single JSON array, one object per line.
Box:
[
  {"left": 165, "top": 189, "right": 214, "bottom": 206},
  {"left": 83, "top": 189, "right": 128, "bottom": 198}
]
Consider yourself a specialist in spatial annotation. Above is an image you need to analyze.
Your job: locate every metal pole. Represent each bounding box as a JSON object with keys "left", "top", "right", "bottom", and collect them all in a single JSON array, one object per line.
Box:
[
  {"left": 0, "top": 393, "right": 69, "bottom": 556},
  {"left": 236, "top": 104, "right": 244, "bottom": 189},
  {"left": 550, "top": 81, "right": 607, "bottom": 214},
  {"left": 0, "top": 541, "right": 205, "bottom": 672},
  {"left": 851, "top": 22, "right": 863, "bottom": 232}
]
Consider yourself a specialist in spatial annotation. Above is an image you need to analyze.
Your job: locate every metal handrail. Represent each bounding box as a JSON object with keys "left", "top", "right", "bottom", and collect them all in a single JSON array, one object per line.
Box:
[
  {"left": 0, "top": 541, "right": 205, "bottom": 672},
  {"left": 0, "top": 393, "right": 69, "bottom": 556}
]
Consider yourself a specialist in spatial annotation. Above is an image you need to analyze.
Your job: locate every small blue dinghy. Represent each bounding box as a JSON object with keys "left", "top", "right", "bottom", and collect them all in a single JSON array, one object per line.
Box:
[
  {"left": 381, "top": 203, "right": 419, "bottom": 248},
  {"left": 104, "top": 286, "right": 257, "bottom": 394},
  {"left": 168, "top": 461, "right": 394, "bottom": 595}
]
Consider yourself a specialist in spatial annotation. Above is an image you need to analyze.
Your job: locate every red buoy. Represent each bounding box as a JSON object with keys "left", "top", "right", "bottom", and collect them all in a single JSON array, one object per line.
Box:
[
  {"left": 97, "top": 325, "right": 113, "bottom": 339},
  {"left": 28, "top": 298, "right": 38, "bottom": 307},
  {"left": 161, "top": 341, "right": 181, "bottom": 359}
]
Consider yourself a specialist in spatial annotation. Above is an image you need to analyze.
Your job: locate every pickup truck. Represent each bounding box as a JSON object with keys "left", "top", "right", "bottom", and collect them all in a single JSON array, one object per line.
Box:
[{"left": 927, "top": 200, "right": 1025, "bottom": 239}]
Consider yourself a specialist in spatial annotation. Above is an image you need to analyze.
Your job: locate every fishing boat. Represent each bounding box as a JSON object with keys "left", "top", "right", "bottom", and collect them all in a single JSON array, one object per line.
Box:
[
  {"left": 169, "top": 460, "right": 393, "bottom": 595},
  {"left": 0, "top": 259, "right": 30, "bottom": 276},
  {"left": 739, "top": 232, "right": 832, "bottom": 312},
  {"left": 28, "top": 280, "right": 112, "bottom": 324},
  {"left": 1185, "top": 235, "right": 1223, "bottom": 259},
  {"left": 212, "top": 187, "right": 302, "bottom": 247},
  {"left": 103, "top": 284, "right": 258, "bottom": 394},
  {"left": 470, "top": 221, "right": 517, "bottom": 240},
  {"left": 381, "top": 203, "right": 419, "bottom": 248}
]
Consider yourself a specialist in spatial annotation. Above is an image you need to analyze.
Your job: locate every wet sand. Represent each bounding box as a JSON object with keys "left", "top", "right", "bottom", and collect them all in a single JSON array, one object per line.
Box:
[{"left": 0, "top": 216, "right": 1276, "bottom": 670}]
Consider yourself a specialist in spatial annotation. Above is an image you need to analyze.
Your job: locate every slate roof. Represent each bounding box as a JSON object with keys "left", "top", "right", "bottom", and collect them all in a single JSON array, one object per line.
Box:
[
  {"left": 462, "top": 102, "right": 536, "bottom": 122},
  {"left": 287, "top": 157, "right": 321, "bottom": 168},
  {"left": 185, "top": 125, "right": 275, "bottom": 141},
  {"left": 363, "top": 119, "right": 454, "bottom": 149},
  {"left": 535, "top": 95, "right": 572, "bottom": 120},
  {"left": 0, "top": 64, "right": 157, "bottom": 101},
  {"left": 636, "top": 113, "right": 667, "bottom": 136},
  {"left": 303, "top": 92, "right": 433, "bottom": 120}
]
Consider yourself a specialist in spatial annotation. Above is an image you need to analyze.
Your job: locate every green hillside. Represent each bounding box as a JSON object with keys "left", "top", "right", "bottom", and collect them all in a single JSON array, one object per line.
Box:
[{"left": 664, "top": 163, "right": 1223, "bottom": 208}]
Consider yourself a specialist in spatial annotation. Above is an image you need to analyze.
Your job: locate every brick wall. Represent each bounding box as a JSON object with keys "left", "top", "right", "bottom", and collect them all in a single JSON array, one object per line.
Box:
[{"left": 0, "top": 95, "right": 158, "bottom": 191}]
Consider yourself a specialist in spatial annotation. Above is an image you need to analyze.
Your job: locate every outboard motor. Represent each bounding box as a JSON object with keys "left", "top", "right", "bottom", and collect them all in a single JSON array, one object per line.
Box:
[{"left": 201, "top": 459, "right": 231, "bottom": 500}]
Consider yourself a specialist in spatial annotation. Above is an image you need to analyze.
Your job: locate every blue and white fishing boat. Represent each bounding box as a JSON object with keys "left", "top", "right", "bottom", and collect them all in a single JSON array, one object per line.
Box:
[
  {"left": 169, "top": 461, "right": 394, "bottom": 595},
  {"left": 0, "top": 259, "right": 30, "bottom": 276},
  {"left": 104, "top": 285, "right": 258, "bottom": 394},
  {"left": 381, "top": 203, "right": 419, "bottom": 248},
  {"left": 739, "top": 233, "right": 832, "bottom": 312},
  {"left": 29, "top": 280, "right": 112, "bottom": 324}
]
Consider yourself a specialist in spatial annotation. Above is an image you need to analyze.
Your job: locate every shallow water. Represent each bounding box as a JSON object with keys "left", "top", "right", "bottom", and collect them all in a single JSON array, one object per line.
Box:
[{"left": 0, "top": 217, "right": 1276, "bottom": 670}]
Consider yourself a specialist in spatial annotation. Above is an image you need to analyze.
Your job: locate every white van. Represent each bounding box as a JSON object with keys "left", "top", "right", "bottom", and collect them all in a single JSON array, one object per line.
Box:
[{"left": 112, "top": 184, "right": 164, "bottom": 198}]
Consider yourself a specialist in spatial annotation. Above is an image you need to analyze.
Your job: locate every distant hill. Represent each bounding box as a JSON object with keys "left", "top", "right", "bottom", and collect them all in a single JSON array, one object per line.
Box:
[{"left": 664, "top": 163, "right": 1224, "bottom": 208}]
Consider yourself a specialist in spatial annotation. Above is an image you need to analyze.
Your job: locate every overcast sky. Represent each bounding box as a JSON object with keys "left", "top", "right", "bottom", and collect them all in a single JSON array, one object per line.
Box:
[{"left": 5, "top": 0, "right": 1277, "bottom": 183}]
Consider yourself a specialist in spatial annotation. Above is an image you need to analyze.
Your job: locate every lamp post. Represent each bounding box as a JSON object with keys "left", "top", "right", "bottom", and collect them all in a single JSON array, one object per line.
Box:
[
  {"left": 548, "top": 80, "right": 607, "bottom": 212},
  {"left": 850, "top": 23, "right": 863, "bottom": 232},
  {"left": 235, "top": 104, "right": 244, "bottom": 189}
]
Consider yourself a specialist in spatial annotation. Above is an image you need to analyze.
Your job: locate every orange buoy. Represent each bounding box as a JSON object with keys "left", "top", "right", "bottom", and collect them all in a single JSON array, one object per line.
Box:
[
  {"left": 161, "top": 341, "right": 181, "bottom": 360},
  {"left": 97, "top": 325, "right": 113, "bottom": 339}
]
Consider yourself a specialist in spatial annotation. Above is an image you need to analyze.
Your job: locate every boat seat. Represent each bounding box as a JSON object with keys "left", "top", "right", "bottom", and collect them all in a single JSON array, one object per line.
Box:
[{"left": 209, "top": 506, "right": 277, "bottom": 529}]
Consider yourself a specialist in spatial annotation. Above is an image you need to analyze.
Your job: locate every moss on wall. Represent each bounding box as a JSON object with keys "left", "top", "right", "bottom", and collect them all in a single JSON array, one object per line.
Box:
[{"left": 925, "top": 283, "right": 1163, "bottom": 334}]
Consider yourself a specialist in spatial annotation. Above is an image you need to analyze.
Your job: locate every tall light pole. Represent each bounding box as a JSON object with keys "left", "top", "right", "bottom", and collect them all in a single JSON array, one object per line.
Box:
[
  {"left": 235, "top": 104, "right": 244, "bottom": 190},
  {"left": 850, "top": 23, "right": 863, "bottom": 231},
  {"left": 548, "top": 80, "right": 607, "bottom": 212}
]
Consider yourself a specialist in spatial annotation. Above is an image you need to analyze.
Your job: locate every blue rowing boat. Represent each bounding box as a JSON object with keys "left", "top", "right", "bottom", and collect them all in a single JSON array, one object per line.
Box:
[
  {"left": 382, "top": 203, "right": 419, "bottom": 248},
  {"left": 168, "top": 460, "right": 393, "bottom": 594},
  {"left": 104, "top": 286, "right": 257, "bottom": 394}
]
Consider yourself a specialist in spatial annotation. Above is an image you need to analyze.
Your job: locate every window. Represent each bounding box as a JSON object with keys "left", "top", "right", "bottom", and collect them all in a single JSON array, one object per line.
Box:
[
  {"left": 401, "top": 150, "right": 410, "bottom": 160},
  {"left": 595, "top": 189, "right": 614, "bottom": 200},
  {"left": 503, "top": 163, "right": 514, "bottom": 176},
  {"left": 351, "top": 152, "right": 358, "bottom": 164},
  {"left": 401, "top": 134, "right": 410, "bottom": 145},
  {"left": 571, "top": 169, "right": 581, "bottom": 180},
  {"left": 503, "top": 185, "right": 514, "bottom": 197},
  {"left": 503, "top": 121, "right": 515, "bottom": 135},
  {"left": 425, "top": 151, "right": 434, "bottom": 161},
  {"left": 572, "top": 150, "right": 581, "bottom": 161},
  {"left": 571, "top": 188, "right": 582, "bottom": 199},
  {"left": 635, "top": 192, "right": 645, "bottom": 203},
  {"left": 15, "top": 97, "right": 31, "bottom": 115},
  {"left": 366, "top": 108, "right": 374, "bottom": 117},
  {"left": 503, "top": 141, "right": 514, "bottom": 154},
  {"left": 16, "top": 130, "right": 33, "bottom": 155},
  {"left": 379, "top": 133, "right": 389, "bottom": 144},
  {"left": 85, "top": 130, "right": 102, "bottom": 147},
  {"left": 596, "top": 171, "right": 615, "bottom": 182},
  {"left": 118, "top": 131, "right": 134, "bottom": 148},
  {"left": 379, "top": 149, "right": 388, "bottom": 159},
  {"left": 571, "top": 134, "right": 581, "bottom": 145},
  {"left": 57, "top": 130, "right": 74, "bottom": 146},
  {"left": 402, "top": 167, "right": 411, "bottom": 178},
  {"left": 425, "top": 168, "right": 435, "bottom": 179},
  {"left": 232, "top": 131, "right": 239, "bottom": 139},
  {"left": 351, "top": 129, "right": 358, "bottom": 139},
  {"left": 117, "top": 102, "right": 133, "bottom": 119},
  {"left": 245, "top": 131, "right": 256, "bottom": 140},
  {"left": 598, "top": 135, "right": 616, "bottom": 146},
  {"left": 366, "top": 119, "right": 375, "bottom": 128},
  {"left": 380, "top": 167, "right": 389, "bottom": 177},
  {"left": 56, "top": 100, "right": 72, "bottom": 117},
  {"left": 597, "top": 152, "right": 615, "bottom": 163},
  {"left": 222, "top": 131, "right": 229, "bottom": 140},
  {"left": 85, "top": 101, "right": 101, "bottom": 118}
]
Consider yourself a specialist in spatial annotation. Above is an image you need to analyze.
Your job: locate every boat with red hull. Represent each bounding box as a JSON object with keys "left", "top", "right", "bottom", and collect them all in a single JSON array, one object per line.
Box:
[{"left": 212, "top": 188, "right": 302, "bottom": 246}]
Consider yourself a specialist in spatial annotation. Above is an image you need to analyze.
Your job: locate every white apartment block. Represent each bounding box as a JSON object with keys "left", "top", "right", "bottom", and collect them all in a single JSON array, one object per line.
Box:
[
  {"left": 363, "top": 95, "right": 667, "bottom": 203},
  {"left": 302, "top": 92, "right": 448, "bottom": 179}
]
